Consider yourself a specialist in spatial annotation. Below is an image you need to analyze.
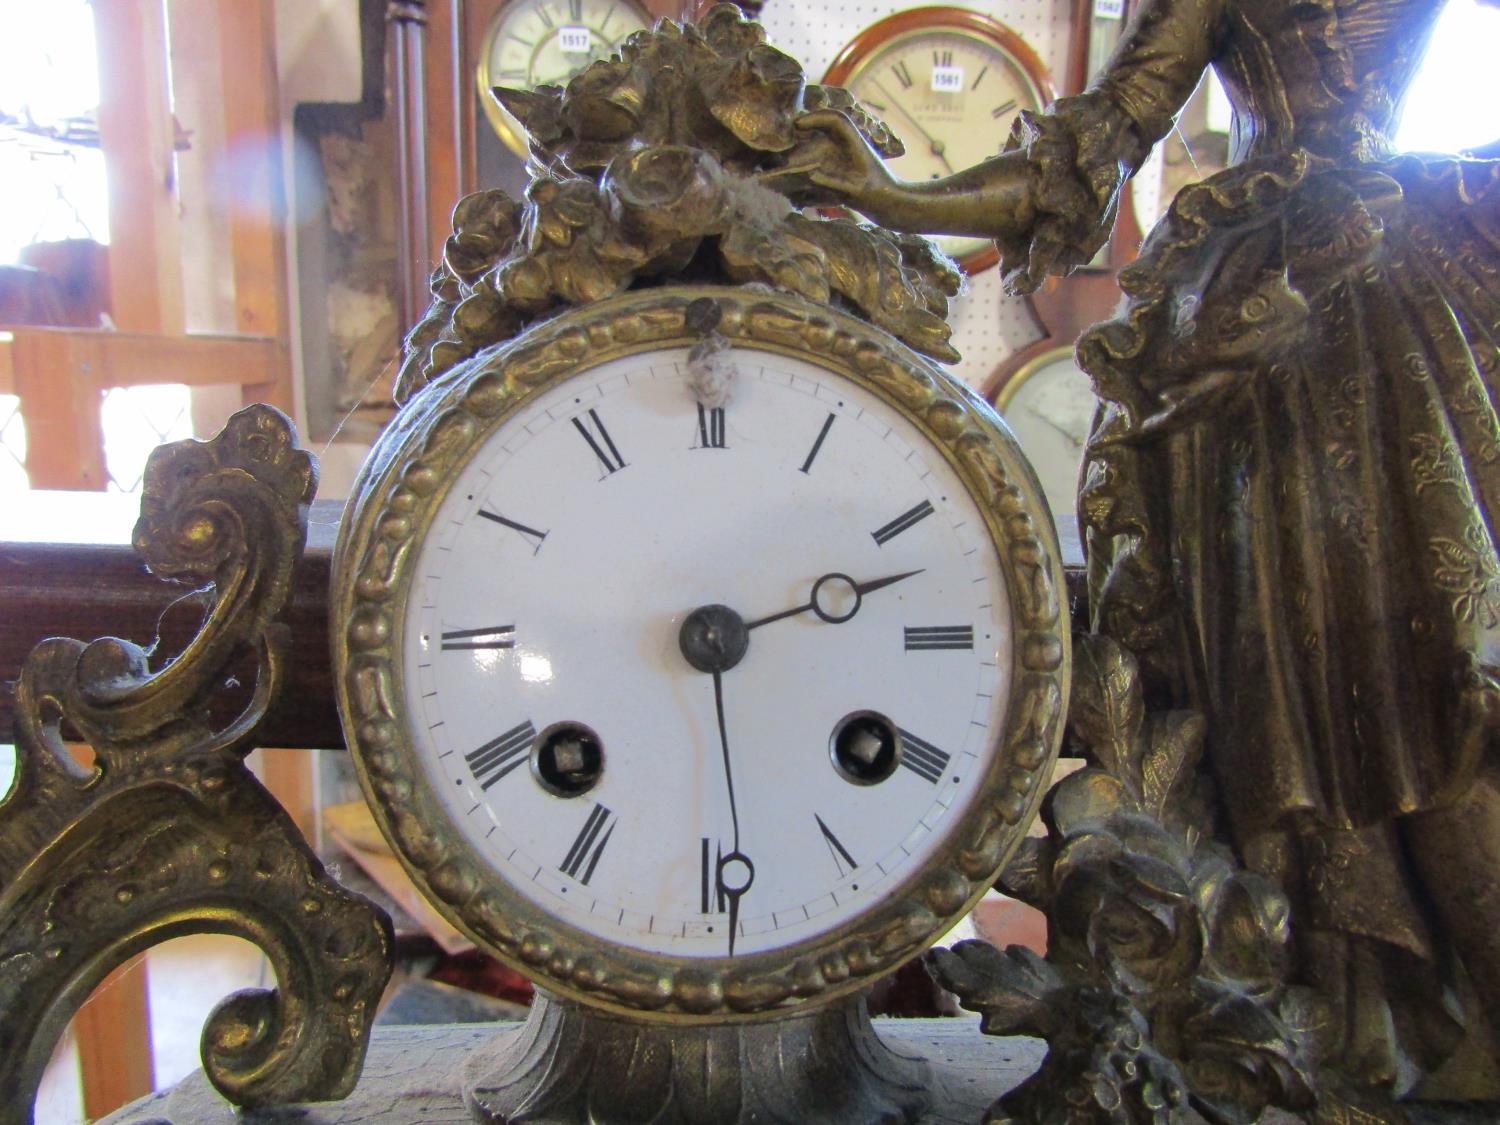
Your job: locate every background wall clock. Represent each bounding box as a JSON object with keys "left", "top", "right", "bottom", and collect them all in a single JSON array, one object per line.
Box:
[
  {"left": 992, "top": 344, "right": 1093, "bottom": 536},
  {"left": 476, "top": 0, "right": 653, "bottom": 156},
  {"left": 822, "top": 6, "right": 1054, "bottom": 275}
]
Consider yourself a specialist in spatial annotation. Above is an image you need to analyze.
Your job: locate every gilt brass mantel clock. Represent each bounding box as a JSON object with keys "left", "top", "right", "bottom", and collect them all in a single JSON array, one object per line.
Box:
[
  {"left": 332, "top": 5, "right": 1068, "bottom": 1118},
  {"left": 334, "top": 285, "right": 1067, "bottom": 1022}
]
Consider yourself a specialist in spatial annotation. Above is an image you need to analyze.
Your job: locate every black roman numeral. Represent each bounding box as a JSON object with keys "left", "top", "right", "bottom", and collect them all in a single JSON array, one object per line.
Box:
[
  {"left": 815, "top": 814, "right": 857, "bottom": 877},
  {"left": 696, "top": 404, "right": 726, "bottom": 449},
  {"left": 701, "top": 838, "right": 727, "bottom": 913},
  {"left": 536, "top": 4, "right": 555, "bottom": 27},
  {"left": 800, "top": 412, "right": 835, "bottom": 474},
  {"left": 561, "top": 803, "right": 616, "bottom": 884},
  {"left": 442, "top": 625, "right": 516, "bottom": 651},
  {"left": 872, "top": 500, "right": 934, "bottom": 545},
  {"left": 569, "top": 0, "right": 583, "bottom": 18},
  {"left": 970, "top": 65, "right": 989, "bottom": 90},
  {"left": 478, "top": 509, "right": 548, "bottom": 554},
  {"left": 992, "top": 98, "right": 1019, "bottom": 119},
  {"left": 934, "top": 49, "right": 954, "bottom": 67},
  {"left": 465, "top": 720, "right": 536, "bottom": 790},
  {"left": 573, "top": 408, "right": 626, "bottom": 476},
  {"left": 904, "top": 625, "right": 973, "bottom": 651},
  {"left": 898, "top": 728, "right": 950, "bottom": 784},
  {"left": 892, "top": 60, "right": 914, "bottom": 89}
]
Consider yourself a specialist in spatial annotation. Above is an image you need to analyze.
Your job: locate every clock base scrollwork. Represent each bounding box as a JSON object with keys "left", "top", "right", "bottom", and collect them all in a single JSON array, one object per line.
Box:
[
  {"left": 463, "top": 991, "right": 933, "bottom": 1124},
  {"left": 0, "top": 406, "right": 394, "bottom": 1121}
]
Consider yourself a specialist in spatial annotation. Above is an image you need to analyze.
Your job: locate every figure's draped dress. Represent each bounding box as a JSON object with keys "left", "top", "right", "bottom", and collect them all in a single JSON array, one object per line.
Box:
[{"left": 1010, "top": 0, "right": 1500, "bottom": 1074}]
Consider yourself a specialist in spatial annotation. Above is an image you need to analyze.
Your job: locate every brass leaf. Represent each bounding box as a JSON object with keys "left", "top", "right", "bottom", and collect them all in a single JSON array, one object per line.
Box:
[{"left": 1068, "top": 634, "right": 1146, "bottom": 793}]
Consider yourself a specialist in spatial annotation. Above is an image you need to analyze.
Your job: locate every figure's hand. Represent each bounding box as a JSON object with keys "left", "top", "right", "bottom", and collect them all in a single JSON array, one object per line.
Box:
[
  {"left": 782, "top": 109, "right": 904, "bottom": 217},
  {"left": 866, "top": 80, "right": 954, "bottom": 175}
]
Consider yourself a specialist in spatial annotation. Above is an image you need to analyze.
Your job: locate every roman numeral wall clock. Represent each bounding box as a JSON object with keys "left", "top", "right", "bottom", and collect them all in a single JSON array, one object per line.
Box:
[
  {"left": 330, "top": 6, "right": 1069, "bottom": 1118},
  {"left": 475, "top": 0, "right": 653, "bottom": 156},
  {"left": 822, "top": 7, "right": 1055, "bottom": 275}
]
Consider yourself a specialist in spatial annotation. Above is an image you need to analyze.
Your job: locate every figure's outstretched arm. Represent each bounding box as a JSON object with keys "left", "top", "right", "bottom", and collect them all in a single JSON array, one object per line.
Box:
[
  {"left": 793, "top": 110, "right": 1036, "bottom": 241},
  {"left": 793, "top": 0, "right": 1227, "bottom": 291}
]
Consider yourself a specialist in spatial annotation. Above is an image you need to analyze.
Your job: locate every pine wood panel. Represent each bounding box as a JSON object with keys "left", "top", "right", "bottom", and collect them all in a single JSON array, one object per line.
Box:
[
  {"left": 10, "top": 330, "right": 107, "bottom": 491},
  {"left": 74, "top": 963, "right": 155, "bottom": 1119},
  {"left": 92, "top": 0, "right": 185, "bottom": 335},
  {"left": 426, "top": 0, "right": 464, "bottom": 266},
  {"left": 214, "top": 1, "right": 295, "bottom": 413}
]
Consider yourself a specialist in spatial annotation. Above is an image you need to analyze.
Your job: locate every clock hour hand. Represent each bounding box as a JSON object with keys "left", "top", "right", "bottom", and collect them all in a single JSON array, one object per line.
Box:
[{"left": 744, "top": 569, "right": 924, "bottom": 631}]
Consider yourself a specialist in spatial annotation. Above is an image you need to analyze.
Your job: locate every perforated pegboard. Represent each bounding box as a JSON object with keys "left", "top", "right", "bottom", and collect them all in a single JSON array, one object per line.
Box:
[
  {"left": 761, "top": 0, "right": 1076, "bottom": 87},
  {"left": 947, "top": 270, "right": 1044, "bottom": 389},
  {"left": 760, "top": 0, "right": 1076, "bottom": 387}
]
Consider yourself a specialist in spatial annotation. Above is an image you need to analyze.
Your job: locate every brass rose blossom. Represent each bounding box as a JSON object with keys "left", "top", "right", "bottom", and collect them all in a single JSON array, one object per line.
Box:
[{"left": 396, "top": 4, "right": 961, "bottom": 404}]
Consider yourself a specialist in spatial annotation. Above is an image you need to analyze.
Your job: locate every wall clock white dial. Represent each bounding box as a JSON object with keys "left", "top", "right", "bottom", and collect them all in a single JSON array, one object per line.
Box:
[
  {"left": 335, "top": 287, "right": 1068, "bottom": 1019},
  {"left": 477, "top": 0, "right": 652, "bottom": 156},
  {"left": 995, "top": 346, "right": 1096, "bottom": 538}
]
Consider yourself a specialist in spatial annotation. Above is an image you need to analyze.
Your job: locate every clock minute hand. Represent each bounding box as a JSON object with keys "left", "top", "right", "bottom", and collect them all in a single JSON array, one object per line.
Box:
[
  {"left": 710, "top": 668, "right": 755, "bottom": 956},
  {"left": 678, "top": 608, "right": 758, "bottom": 957},
  {"left": 745, "top": 569, "right": 925, "bottom": 631}
]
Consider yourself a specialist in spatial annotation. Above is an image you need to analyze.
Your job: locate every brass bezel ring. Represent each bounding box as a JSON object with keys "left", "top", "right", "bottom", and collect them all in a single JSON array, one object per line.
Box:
[{"left": 332, "top": 286, "right": 1069, "bottom": 1022}]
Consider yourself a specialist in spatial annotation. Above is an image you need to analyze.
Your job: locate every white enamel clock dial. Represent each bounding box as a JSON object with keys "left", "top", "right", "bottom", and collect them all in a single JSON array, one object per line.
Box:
[
  {"left": 402, "top": 350, "right": 1011, "bottom": 959},
  {"left": 825, "top": 9, "right": 1054, "bottom": 272},
  {"left": 478, "top": 0, "right": 652, "bottom": 155}
]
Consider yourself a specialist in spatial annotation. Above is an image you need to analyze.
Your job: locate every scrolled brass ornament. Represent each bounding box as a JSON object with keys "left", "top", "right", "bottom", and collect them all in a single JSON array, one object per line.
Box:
[{"left": 0, "top": 405, "right": 393, "bottom": 1119}]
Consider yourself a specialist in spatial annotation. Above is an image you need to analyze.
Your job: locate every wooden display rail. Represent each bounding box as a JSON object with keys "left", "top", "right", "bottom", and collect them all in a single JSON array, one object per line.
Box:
[
  {"left": 0, "top": 329, "right": 281, "bottom": 394},
  {"left": 0, "top": 494, "right": 342, "bottom": 751},
  {"left": 0, "top": 497, "right": 1084, "bottom": 753}
]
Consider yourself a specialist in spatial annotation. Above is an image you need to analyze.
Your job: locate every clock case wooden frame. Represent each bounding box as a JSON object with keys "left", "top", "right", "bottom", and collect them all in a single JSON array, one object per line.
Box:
[
  {"left": 822, "top": 6, "right": 1056, "bottom": 276},
  {"left": 333, "top": 284, "right": 1070, "bottom": 1023}
]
